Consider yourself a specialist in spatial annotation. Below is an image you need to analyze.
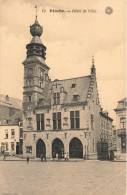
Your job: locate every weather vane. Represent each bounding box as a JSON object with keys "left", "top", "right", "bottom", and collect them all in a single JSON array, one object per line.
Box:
[{"left": 35, "top": 5, "right": 38, "bottom": 20}]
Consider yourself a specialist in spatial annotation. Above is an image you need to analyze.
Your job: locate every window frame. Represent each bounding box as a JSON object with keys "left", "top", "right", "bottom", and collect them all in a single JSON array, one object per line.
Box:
[
  {"left": 70, "top": 111, "right": 80, "bottom": 129},
  {"left": 53, "top": 93, "right": 60, "bottom": 105},
  {"left": 36, "top": 114, "right": 45, "bottom": 131},
  {"left": 53, "top": 112, "right": 61, "bottom": 130},
  {"left": 11, "top": 142, "right": 14, "bottom": 151},
  {"left": 11, "top": 129, "right": 15, "bottom": 139},
  {"left": 26, "top": 146, "right": 32, "bottom": 153},
  {"left": 5, "top": 129, "right": 8, "bottom": 139}
]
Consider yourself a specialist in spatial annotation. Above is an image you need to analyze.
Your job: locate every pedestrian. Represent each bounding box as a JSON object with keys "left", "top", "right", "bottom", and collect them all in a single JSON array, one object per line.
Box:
[
  {"left": 62, "top": 151, "right": 64, "bottom": 158},
  {"left": 56, "top": 153, "right": 58, "bottom": 160},
  {"left": 64, "top": 152, "right": 67, "bottom": 161},
  {"left": 27, "top": 156, "right": 29, "bottom": 163},
  {"left": 40, "top": 153, "right": 43, "bottom": 162},
  {"left": 3, "top": 154, "right": 6, "bottom": 161},
  {"left": 53, "top": 152, "right": 55, "bottom": 160}
]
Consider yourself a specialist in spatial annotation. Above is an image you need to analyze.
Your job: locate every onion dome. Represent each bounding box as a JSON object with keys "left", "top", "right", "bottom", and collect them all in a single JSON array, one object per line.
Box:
[{"left": 30, "top": 18, "right": 43, "bottom": 37}]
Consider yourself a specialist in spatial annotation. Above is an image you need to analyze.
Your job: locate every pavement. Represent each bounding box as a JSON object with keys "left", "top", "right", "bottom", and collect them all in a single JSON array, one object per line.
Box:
[
  {"left": 0, "top": 157, "right": 126, "bottom": 195},
  {"left": 0, "top": 153, "right": 126, "bottom": 162}
]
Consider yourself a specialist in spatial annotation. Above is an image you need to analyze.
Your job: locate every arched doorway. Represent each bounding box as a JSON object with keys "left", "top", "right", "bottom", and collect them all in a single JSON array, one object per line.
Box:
[
  {"left": 69, "top": 137, "right": 83, "bottom": 158},
  {"left": 52, "top": 138, "right": 64, "bottom": 158},
  {"left": 36, "top": 139, "right": 46, "bottom": 158}
]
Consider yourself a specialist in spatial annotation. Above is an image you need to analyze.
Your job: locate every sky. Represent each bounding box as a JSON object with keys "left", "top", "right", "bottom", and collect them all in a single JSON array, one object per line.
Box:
[{"left": 0, "top": 0, "right": 126, "bottom": 125}]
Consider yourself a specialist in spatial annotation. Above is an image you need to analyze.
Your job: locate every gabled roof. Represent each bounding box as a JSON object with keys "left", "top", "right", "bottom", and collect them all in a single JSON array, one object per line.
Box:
[
  {"left": 0, "top": 94, "right": 22, "bottom": 110},
  {"left": 118, "top": 98, "right": 127, "bottom": 103},
  {"left": 37, "top": 75, "right": 91, "bottom": 108},
  {"left": 54, "top": 76, "right": 91, "bottom": 104},
  {"left": 0, "top": 111, "right": 22, "bottom": 125},
  {"left": 114, "top": 97, "right": 126, "bottom": 111}
]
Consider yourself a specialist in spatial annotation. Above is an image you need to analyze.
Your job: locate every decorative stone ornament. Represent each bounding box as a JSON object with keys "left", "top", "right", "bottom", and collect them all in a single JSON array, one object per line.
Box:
[{"left": 30, "top": 19, "right": 43, "bottom": 37}]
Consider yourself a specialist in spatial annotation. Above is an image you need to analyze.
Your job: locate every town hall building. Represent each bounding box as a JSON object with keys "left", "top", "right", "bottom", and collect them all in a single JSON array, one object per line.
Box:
[{"left": 22, "top": 15, "right": 113, "bottom": 159}]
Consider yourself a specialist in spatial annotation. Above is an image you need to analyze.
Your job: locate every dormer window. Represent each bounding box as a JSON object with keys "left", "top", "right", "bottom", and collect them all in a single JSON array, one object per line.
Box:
[
  {"left": 53, "top": 93, "right": 60, "bottom": 105},
  {"left": 38, "top": 98, "right": 44, "bottom": 104},
  {"left": 72, "top": 84, "right": 76, "bottom": 88},
  {"left": 73, "top": 95, "right": 79, "bottom": 101}
]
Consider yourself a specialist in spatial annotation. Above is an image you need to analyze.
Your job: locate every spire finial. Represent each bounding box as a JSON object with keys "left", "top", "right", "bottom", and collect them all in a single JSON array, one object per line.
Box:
[
  {"left": 91, "top": 56, "right": 96, "bottom": 75},
  {"left": 35, "top": 5, "right": 38, "bottom": 21},
  {"left": 92, "top": 56, "right": 94, "bottom": 66}
]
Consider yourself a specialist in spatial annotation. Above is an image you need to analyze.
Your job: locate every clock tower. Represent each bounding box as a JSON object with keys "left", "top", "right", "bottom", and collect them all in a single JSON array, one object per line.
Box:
[{"left": 22, "top": 16, "right": 50, "bottom": 130}]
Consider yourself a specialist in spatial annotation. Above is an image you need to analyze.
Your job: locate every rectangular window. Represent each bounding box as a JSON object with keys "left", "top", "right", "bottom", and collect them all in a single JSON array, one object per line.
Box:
[
  {"left": 73, "top": 95, "right": 79, "bottom": 101},
  {"left": 5, "top": 130, "right": 8, "bottom": 139},
  {"left": 53, "top": 113, "right": 57, "bottom": 130},
  {"left": 53, "top": 93, "right": 60, "bottom": 105},
  {"left": 71, "top": 83, "right": 76, "bottom": 88},
  {"left": 36, "top": 114, "right": 45, "bottom": 131},
  {"left": 70, "top": 111, "right": 80, "bottom": 129},
  {"left": 11, "top": 129, "right": 15, "bottom": 139},
  {"left": 120, "top": 117, "right": 126, "bottom": 129},
  {"left": 20, "top": 128, "right": 23, "bottom": 138},
  {"left": 53, "top": 112, "right": 61, "bottom": 130},
  {"left": 91, "top": 114, "right": 94, "bottom": 129},
  {"left": 5, "top": 142, "right": 8, "bottom": 151},
  {"left": 28, "top": 96, "right": 31, "bottom": 102},
  {"left": 26, "top": 146, "right": 32, "bottom": 153},
  {"left": 57, "top": 112, "right": 61, "bottom": 129},
  {"left": 36, "top": 114, "right": 40, "bottom": 130},
  {"left": 41, "top": 114, "right": 44, "bottom": 130},
  {"left": 11, "top": 142, "right": 14, "bottom": 151}
]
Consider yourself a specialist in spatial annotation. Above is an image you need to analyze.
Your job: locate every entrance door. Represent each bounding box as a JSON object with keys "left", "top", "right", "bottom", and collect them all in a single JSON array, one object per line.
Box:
[
  {"left": 16, "top": 142, "right": 19, "bottom": 154},
  {"left": 36, "top": 139, "right": 46, "bottom": 158},
  {"left": 69, "top": 137, "right": 83, "bottom": 158},
  {"left": 121, "top": 136, "right": 126, "bottom": 153},
  {"left": 52, "top": 138, "right": 64, "bottom": 158}
]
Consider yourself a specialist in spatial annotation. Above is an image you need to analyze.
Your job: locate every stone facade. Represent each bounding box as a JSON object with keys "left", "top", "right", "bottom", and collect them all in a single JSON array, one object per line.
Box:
[
  {"left": 114, "top": 98, "right": 126, "bottom": 153},
  {"left": 99, "top": 111, "right": 113, "bottom": 149},
  {"left": 22, "top": 17, "right": 112, "bottom": 160}
]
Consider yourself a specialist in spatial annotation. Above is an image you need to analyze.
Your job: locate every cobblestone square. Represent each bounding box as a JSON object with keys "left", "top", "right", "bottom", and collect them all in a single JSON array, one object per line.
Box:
[{"left": 0, "top": 159, "right": 126, "bottom": 195}]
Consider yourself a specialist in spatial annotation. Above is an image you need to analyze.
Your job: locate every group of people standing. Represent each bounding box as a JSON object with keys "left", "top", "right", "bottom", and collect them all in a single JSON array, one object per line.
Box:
[
  {"left": 52, "top": 152, "right": 69, "bottom": 161},
  {"left": 40, "top": 153, "right": 46, "bottom": 162}
]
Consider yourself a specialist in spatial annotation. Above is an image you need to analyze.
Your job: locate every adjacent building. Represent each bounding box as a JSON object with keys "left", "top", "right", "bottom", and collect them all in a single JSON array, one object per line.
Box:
[
  {"left": 0, "top": 111, "right": 23, "bottom": 155},
  {"left": 22, "top": 16, "right": 113, "bottom": 160},
  {"left": 99, "top": 111, "right": 113, "bottom": 148},
  {"left": 0, "top": 94, "right": 22, "bottom": 121},
  {"left": 114, "top": 98, "right": 126, "bottom": 153},
  {"left": 112, "top": 125, "right": 117, "bottom": 151},
  {"left": 97, "top": 111, "right": 113, "bottom": 160}
]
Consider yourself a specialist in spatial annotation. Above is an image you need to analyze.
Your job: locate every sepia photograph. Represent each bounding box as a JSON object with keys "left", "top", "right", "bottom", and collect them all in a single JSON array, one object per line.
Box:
[{"left": 0, "top": 0, "right": 126, "bottom": 194}]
